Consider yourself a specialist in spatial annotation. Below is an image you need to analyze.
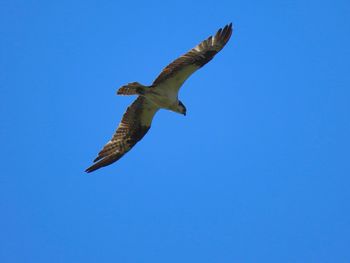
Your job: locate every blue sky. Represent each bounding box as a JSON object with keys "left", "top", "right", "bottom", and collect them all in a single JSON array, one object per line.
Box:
[{"left": 1, "top": 0, "right": 350, "bottom": 262}]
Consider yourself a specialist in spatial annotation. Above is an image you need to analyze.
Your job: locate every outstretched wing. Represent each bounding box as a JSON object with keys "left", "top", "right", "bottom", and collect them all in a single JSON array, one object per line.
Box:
[
  {"left": 85, "top": 97, "right": 159, "bottom": 173},
  {"left": 152, "top": 23, "right": 233, "bottom": 91}
]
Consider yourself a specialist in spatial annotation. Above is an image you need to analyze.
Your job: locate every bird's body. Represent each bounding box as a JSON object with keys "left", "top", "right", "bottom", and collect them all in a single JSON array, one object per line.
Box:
[
  {"left": 143, "top": 87, "right": 179, "bottom": 112},
  {"left": 85, "top": 23, "right": 233, "bottom": 173}
]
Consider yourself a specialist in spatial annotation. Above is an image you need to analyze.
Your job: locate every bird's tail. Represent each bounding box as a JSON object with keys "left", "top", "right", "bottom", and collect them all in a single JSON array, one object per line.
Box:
[{"left": 117, "top": 82, "right": 148, "bottom": 96}]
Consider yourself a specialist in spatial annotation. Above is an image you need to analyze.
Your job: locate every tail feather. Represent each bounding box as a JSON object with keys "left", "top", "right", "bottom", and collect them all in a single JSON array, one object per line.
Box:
[{"left": 117, "top": 82, "right": 147, "bottom": 95}]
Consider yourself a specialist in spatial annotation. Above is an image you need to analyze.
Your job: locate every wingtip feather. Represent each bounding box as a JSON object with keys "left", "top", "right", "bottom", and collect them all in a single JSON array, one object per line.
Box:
[{"left": 85, "top": 156, "right": 119, "bottom": 173}]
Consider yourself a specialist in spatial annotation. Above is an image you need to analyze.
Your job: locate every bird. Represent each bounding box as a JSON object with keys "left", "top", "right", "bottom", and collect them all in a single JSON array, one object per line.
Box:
[{"left": 85, "top": 23, "right": 233, "bottom": 173}]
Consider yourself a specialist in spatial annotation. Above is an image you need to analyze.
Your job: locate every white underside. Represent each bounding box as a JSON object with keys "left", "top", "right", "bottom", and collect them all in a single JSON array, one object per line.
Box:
[
  {"left": 147, "top": 84, "right": 179, "bottom": 110},
  {"left": 146, "top": 64, "right": 198, "bottom": 111}
]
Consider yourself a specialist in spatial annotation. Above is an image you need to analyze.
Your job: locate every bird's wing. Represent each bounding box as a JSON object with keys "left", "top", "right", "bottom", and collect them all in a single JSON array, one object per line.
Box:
[
  {"left": 152, "top": 23, "right": 233, "bottom": 91},
  {"left": 85, "top": 97, "right": 159, "bottom": 173}
]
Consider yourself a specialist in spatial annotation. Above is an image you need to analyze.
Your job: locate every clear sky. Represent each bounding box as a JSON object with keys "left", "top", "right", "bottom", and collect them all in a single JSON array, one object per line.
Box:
[{"left": 1, "top": 0, "right": 350, "bottom": 262}]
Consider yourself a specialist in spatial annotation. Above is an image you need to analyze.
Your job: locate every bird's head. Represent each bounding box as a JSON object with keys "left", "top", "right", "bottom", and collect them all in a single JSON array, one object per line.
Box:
[{"left": 178, "top": 101, "right": 187, "bottom": 116}]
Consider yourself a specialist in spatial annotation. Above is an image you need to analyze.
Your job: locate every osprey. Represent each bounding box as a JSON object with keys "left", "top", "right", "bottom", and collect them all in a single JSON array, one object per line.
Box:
[{"left": 86, "top": 23, "right": 233, "bottom": 173}]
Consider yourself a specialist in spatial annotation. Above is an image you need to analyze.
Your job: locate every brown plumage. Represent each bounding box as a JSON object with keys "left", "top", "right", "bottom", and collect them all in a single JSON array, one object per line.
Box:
[
  {"left": 85, "top": 23, "right": 233, "bottom": 173},
  {"left": 152, "top": 23, "right": 232, "bottom": 86},
  {"left": 117, "top": 82, "right": 146, "bottom": 95},
  {"left": 85, "top": 97, "right": 158, "bottom": 173}
]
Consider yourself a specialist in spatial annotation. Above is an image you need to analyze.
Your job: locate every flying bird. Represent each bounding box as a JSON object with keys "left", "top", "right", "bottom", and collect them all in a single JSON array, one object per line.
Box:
[{"left": 85, "top": 23, "right": 233, "bottom": 173}]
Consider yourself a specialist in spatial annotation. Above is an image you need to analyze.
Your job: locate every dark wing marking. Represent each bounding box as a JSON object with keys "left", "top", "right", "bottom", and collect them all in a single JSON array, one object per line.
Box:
[
  {"left": 85, "top": 97, "right": 159, "bottom": 173},
  {"left": 152, "top": 23, "right": 233, "bottom": 90}
]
